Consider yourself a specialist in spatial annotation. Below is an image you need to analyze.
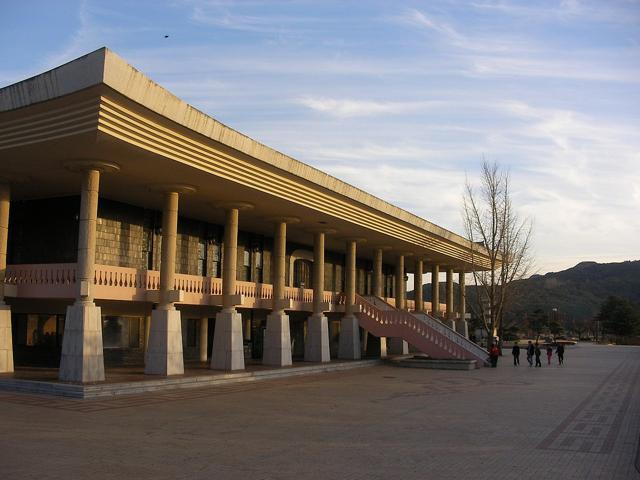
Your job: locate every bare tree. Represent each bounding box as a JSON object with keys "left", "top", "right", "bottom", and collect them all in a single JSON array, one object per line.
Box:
[{"left": 462, "top": 161, "right": 534, "bottom": 343}]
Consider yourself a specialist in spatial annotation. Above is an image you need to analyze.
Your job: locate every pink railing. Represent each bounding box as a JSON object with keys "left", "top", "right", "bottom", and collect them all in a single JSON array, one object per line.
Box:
[
  {"left": 4, "top": 263, "right": 344, "bottom": 311},
  {"left": 355, "top": 295, "right": 488, "bottom": 366},
  {"left": 5, "top": 263, "right": 77, "bottom": 298}
]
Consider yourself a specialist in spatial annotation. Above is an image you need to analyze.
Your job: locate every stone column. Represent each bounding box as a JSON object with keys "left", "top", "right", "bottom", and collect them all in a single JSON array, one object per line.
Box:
[
  {"left": 458, "top": 271, "right": 469, "bottom": 337},
  {"left": 144, "top": 315, "right": 151, "bottom": 353},
  {"left": 394, "top": 255, "right": 406, "bottom": 310},
  {"left": 59, "top": 160, "right": 119, "bottom": 383},
  {"left": 388, "top": 254, "right": 409, "bottom": 355},
  {"left": 339, "top": 238, "right": 362, "bottom": 360},
  {"left": 263, "top": 217, "right": 298, "bottom": 366},
  {"left": 446, "top": 267, "right": 456, "bottom": 330},
  {"left": 146, "top": 185, "right": 194, "bottom": 376},
  {"left": 305, "top": 230, "right": 331, "bottom": 362},
  {"left": 431, "top": 263, "right": 440, "bottom": 318},
  {"left": 199, "top": 317, "right": 208, "bottom": 362},
  {"left": 414, "top": 258, "right": 424, "bottom": 313},
  {"left": 0, "top": 182, "right": 13, "bottom": 373},
  {"left": 372, "top": 246, "right": 389, "bottom": 357},
  {"left": 372, "top": 248, "right": 383, "bottom": 297},
  {"left": 211, "top": 203, "right": 252, "bottom": 371}
]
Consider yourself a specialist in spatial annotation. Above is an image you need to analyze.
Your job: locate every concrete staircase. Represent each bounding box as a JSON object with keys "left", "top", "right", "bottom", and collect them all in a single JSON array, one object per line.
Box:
[{"left": 355, "top": 295, "right": 489, "bottom": 367}]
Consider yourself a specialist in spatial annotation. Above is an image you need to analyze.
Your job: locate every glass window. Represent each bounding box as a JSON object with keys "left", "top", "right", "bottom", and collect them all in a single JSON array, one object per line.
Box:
[
  {"left": 197, "top": 239, "right": 207, "bottom": 276},
  {"left": 13, "top": 314, "right": 62, "bottom": 347},
  {"left": 102, "top": 316, "right": 142, "bottom": 349},
  {"left": 186, "top": 319, "right": 198, "bottom": 347}
]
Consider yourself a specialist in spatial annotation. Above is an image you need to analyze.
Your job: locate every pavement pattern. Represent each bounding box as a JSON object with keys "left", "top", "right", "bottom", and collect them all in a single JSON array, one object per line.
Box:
[{"left": 0, "top": 343, "right": 638, "bottom": 479}]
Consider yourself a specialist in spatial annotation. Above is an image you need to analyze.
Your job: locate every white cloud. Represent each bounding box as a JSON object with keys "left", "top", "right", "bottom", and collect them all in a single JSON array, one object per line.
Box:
[{"left": 296, "top": 97, "right": 445, "bottom": 118}]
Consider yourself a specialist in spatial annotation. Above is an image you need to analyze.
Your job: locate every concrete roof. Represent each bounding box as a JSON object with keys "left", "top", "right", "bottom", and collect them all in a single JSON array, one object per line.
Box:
[{"left": 0, "top": 48, "right": 492, "bottom": 270}]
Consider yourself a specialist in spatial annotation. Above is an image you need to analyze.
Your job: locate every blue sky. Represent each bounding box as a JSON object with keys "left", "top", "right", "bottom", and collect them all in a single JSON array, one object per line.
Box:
[{"left": 1, "top": 0, "right": 639, "bottom": 274}]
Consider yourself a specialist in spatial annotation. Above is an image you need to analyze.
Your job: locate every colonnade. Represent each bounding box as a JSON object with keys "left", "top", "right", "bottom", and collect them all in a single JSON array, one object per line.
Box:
[{"left": 0, "top": 161, "right": 470, "bottom": 381}]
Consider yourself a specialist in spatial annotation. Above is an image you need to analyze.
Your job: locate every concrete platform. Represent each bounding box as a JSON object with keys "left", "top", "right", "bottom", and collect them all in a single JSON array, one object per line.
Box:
[
  {"left": 393, "top": 355, "right": 477, "bottom": 370},
  {"left": 0, "top": 359, "right": 381, "bottom": 399},
  {"left": 0, "top": 344, "right": 638, "bottom": 480}
]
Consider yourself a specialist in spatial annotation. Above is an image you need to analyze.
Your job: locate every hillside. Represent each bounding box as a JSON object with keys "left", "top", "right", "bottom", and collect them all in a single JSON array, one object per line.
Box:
[
  {"left": 506, "top": 260, "right": 640, "bottom": 321},
  {"left": 408, "top": 260, "right": 640, "bottom": 321}
]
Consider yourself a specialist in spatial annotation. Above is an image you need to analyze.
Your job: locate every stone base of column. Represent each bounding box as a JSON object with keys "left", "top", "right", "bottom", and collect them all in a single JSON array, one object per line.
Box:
[
  {"left": 263, "top": 311, "right": 292, "bottom": 367},
  {"left": 338, "top": 314, "right": 361, "bottom": 360},
  {"left": 457, "top": 319, "right": 469, "bottom": 338},
  {"left": 59, "top": 301, "right": 105, "bottom": 383},
  {"left": 304, "top": 313, "right": 330, "bottom": 363},
  {"left": 388, "top": 337, "right": 409, "bottom": 355},
  {"left": 379, "top": 336, "right": 388, "bottom": 358},
  {"left": 0, "top": 305, "right": 14, "bottom": 373},
  {"left": 447, "top": 318, "right": 457, "bottom": 331},
  {"left": 211, "top": 309, "right": 245, "bottom": 371},
  {"left": 145, "top": 308, "right": 184, "bottom": 376}
]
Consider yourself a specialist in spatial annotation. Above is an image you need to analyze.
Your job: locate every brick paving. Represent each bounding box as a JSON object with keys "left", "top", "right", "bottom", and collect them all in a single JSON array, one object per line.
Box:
[{"left": 0, "top": 343, "right": 638, "bottom": 479}]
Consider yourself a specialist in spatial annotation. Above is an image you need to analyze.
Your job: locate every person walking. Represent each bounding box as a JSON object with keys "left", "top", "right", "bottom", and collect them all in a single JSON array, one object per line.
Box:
[
  {"left": 512, "top": 342, "right": 521, "bottom": 366},
  {"left": 557, "top": 344, "right": 565, "bottom": 366},
  {"left": 526, "top": 341, "right": 534, "bottom": 367},
  {"left": 489, "top": 343, "right": 500, "bottom": 368},
  {"left": 534, "top": 343, "right": 542, "bottom": 367},
  {"left": 546, "top": 345, "right": 553, "bottom": 365}
]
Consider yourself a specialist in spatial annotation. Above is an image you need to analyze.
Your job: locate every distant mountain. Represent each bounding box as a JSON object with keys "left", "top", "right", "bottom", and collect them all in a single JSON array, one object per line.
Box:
[
  {"left": 408, "top": 260, "right": 640, "bottom": 321},
  {"left": 505, "top": 260, "right": 640, "bottom": 321}
]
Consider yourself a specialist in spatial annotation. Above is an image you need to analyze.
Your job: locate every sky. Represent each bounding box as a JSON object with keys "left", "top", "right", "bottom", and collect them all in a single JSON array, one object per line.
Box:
[{"left": 1, "top": 0, "right": 639, "bottom": 275}]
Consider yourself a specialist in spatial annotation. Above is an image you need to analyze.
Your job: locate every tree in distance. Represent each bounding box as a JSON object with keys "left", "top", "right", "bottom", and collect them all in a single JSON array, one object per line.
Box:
[
  {"left": 598, "top": 296, "right": 640, "bottom": 343},
  {"left": 462, "top": 160, "right": 534, "bottom": 343}
]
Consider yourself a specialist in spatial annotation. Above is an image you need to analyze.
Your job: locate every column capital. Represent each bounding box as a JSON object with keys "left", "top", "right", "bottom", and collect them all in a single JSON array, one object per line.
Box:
[
  {"left": 148, "top": 183, "right": 196, "bottom": 195},
  {"left": 340, "top": 236, "right": 366, "bottom": 243},
  {"left": 0, "top": 172, "right": 29, "bottom": 186},
  {"left": 305, "top": 227, "right": 337, "bottom": 235},
  {"left": 371, "top": 244, "right": 392, "bottom": 251},
  {"left": 213, "top": 201, "right": 254, "bottom": 211},
  {"left": 64, "top": 159, "right": 120, "bottom": 173},
  {"left": 266, "top": 215, "right": 300, "bottom": 224}
]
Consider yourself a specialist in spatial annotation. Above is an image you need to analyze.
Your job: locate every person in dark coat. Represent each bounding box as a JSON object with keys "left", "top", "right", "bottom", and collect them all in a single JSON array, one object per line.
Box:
[
  {"left": 556, "top": 344, "right": 565, "bottom": 366},
  {"left": 534, "top": 343, "right": 542, "bottom": 367},
  {"left": 526, "top": 341, "right": 535, "bottom": 367},
  {"left": 546, "top": 345, "right": 553, "bottom": 365},
  {"left": 489, "top": 344, "right": 500, "bottom": 368},
  {"left": 512, "top": 342, "right": 521, "bottom": 366}
]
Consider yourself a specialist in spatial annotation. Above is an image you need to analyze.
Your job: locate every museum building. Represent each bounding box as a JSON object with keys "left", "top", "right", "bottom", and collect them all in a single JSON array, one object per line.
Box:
[{"left": 0, "top": 48, "right": 490, "bottom": 383}]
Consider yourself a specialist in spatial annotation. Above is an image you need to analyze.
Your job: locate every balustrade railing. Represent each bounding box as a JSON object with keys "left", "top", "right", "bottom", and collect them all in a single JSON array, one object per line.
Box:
[
  {"left": 4, "top": 263, "right": 344, "bottom": 311},
  {"left": 355, "top": 295, "right": 488, "bottom": 366}
]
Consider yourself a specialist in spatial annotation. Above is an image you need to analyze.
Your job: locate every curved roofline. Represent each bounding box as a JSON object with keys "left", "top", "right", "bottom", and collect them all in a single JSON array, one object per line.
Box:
[{"left": 0, "top": 47, "right": 489, "bottom": 264}]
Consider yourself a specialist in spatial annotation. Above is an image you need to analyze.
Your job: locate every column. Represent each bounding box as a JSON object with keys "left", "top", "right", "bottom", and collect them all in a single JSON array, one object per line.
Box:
[
  {"left": 431, "top": 263, "right": 440, "bottom": 318},
  {"left": 0, "top": 182, "right": 13, "bottom": 373},
  {"left": 372, "top": 246, "right": 388, "bottom": 357},
  {"left": 144, "top": 315, "right": 151, "bottom": 353},
  {"left": 394, "top": 255, "right": 406, "bottom": 310},
  {"left": 59, "top": 160, "right": 119, "bottom": 383},
  {"left": 457, "top": 271, "right": 469, "bottom": 337},
  {"left": 263, "top": 217, "right": 298, "bottom": 366},
  {"left": 338, "top": 238, "right": 361, "bottom": 360},
  {"left": 305, "top": 230, "right": 330, "bottom": 362},
  {"left": 199, "top": 317, "right": 208, "bottom": 362},
  {"left": 388, "top": 254, "right": 409, "bottom": 355},
  {"left": 372, "top": 248, "right": 383, "bottom": 297},
  {"left": 414, "top": 258, "right": 424, "bottom": 313},
  {"left": 446, "top": 267, "right": 456, "bottom": 330},
  {"left": 146, "top": 185, "right": 194, "bottom": 376},
  {"left": 211, "top": 203, "right": 252, "bottom": 371}
]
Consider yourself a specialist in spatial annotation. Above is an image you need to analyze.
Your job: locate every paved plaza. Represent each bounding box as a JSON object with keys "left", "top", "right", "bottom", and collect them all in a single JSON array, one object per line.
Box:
[{"left": 0, "top": 343, "right": 638, "bottom": 479}]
